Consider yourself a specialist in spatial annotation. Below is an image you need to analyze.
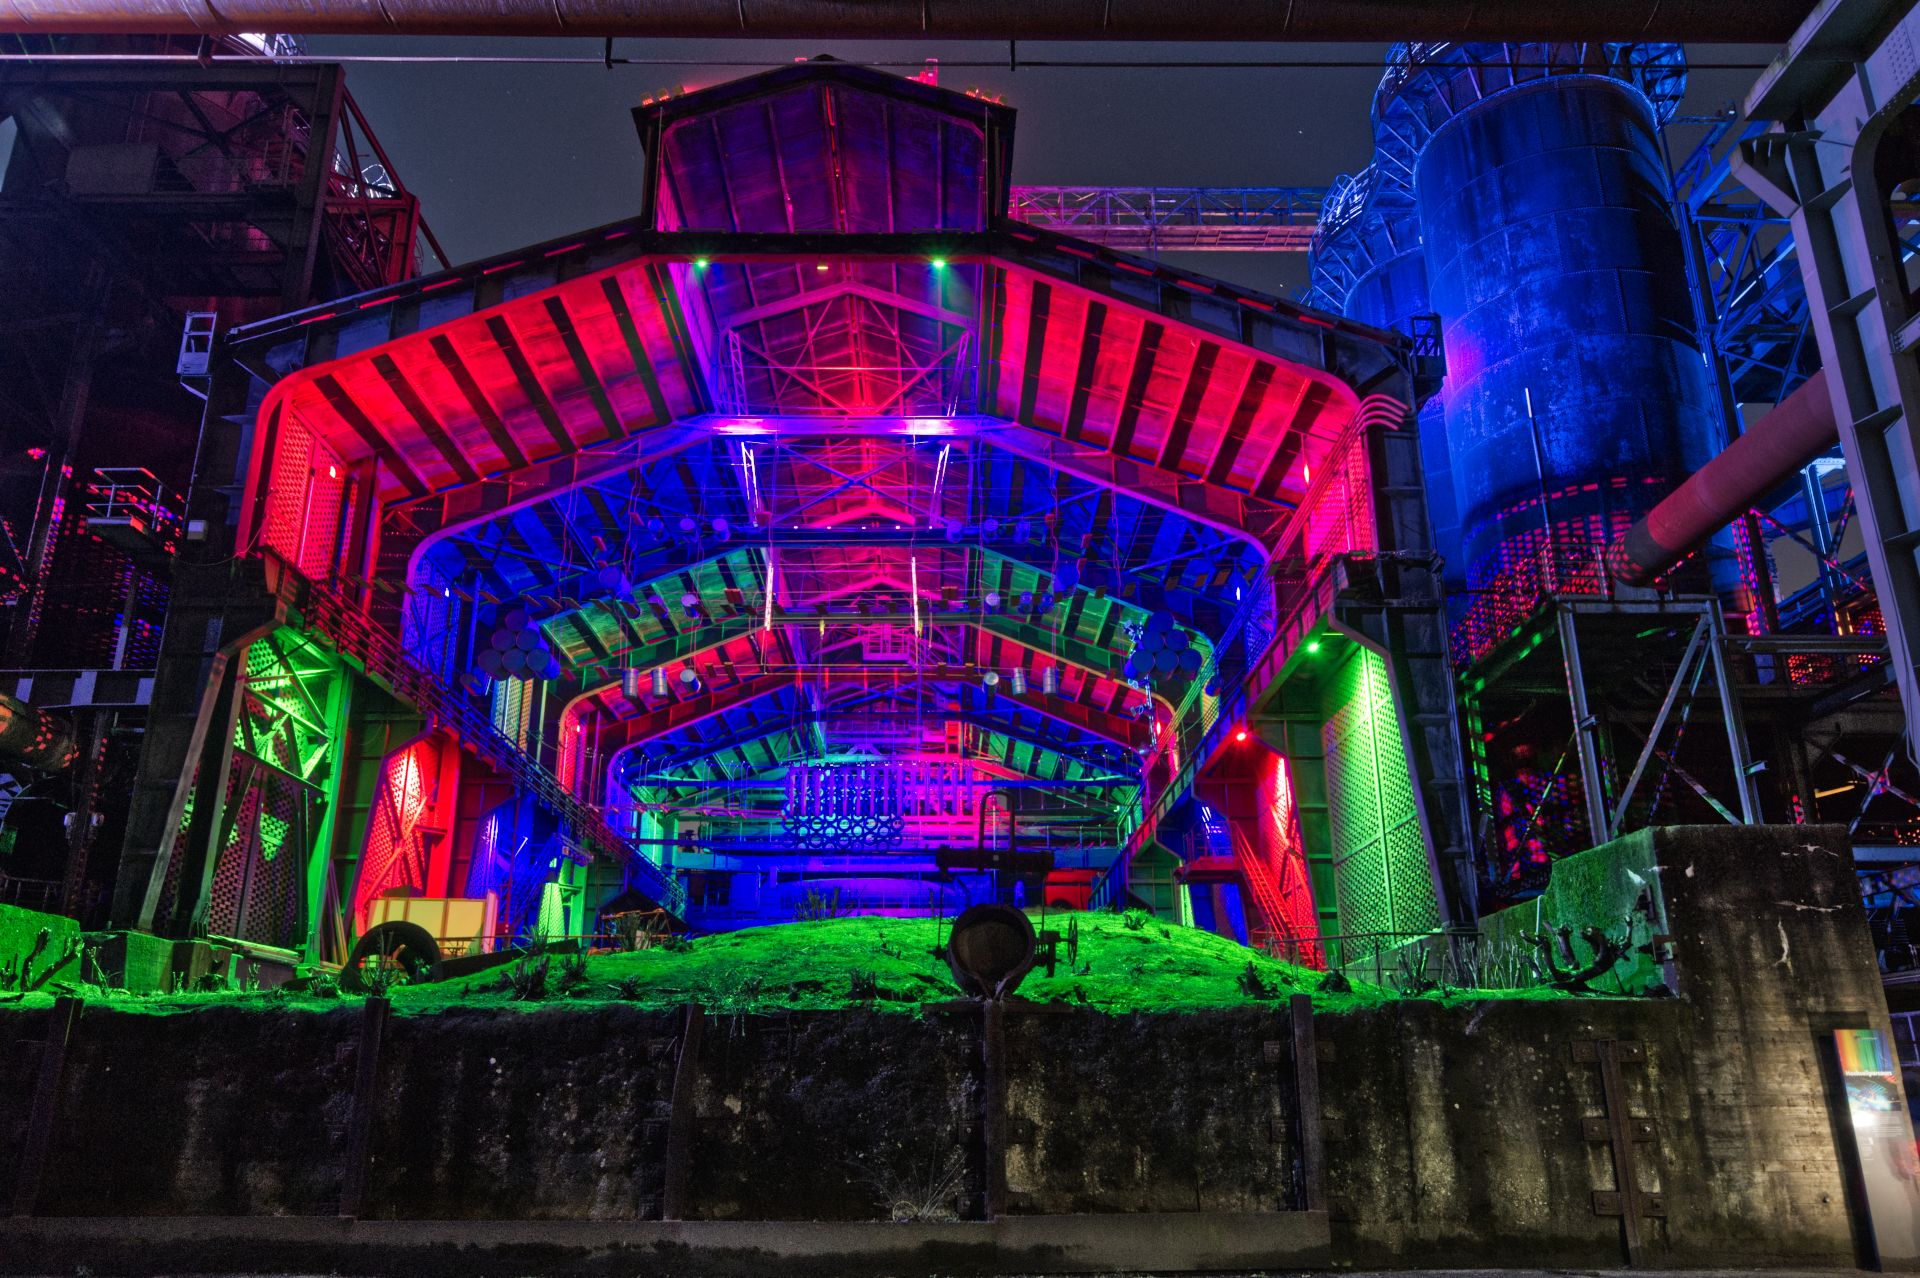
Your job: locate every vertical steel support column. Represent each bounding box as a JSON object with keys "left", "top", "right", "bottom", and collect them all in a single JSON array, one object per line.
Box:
[
  {"left": 1704, "top": 605, "right": 1762, "bottom": 824},
  {"left": 1802, "top": 464, "right": 1843, "bottom": 629},
  {"left": 1738, "top": 22, "right": 1920, "bottom": 757},
  {"left": 1558, "top": 609, "right": 1614, "bottom": 847},
  {"left": 305, "top": 654, "right": 356, "bottom": 964},
  {"left": 58, "top": 710, "right": 109, "bottom": 916},
  {"left": 283, "top": 66, "right": 344, "bottom": 309}
]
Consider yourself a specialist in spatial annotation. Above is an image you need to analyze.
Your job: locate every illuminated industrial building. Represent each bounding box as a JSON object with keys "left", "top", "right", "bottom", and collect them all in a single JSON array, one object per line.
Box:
[
  {"left": 14, "top": 2, "right": 1920, "bottom": 1269},
  {"left": 0, "top": 27, "right": 1908, "bottom": 987}
]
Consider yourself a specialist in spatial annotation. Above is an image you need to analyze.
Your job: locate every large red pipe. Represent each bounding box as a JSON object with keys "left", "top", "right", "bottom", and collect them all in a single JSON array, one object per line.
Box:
[
  {"left": 1609, "top": 369, "right": 1837, "bottom": 588},
  {"left": 0, "top": 0, "right": 1815, "bottom": 40}
]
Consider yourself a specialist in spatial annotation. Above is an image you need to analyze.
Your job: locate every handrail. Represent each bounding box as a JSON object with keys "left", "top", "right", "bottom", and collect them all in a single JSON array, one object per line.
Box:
[{"left": 266, "top": 555, "right": 685, "bottom": 916}]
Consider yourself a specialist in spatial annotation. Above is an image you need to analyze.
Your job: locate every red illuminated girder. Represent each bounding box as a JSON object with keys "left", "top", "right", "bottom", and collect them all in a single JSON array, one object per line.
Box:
[
  {"left": 238, "top": 226, "right": 1401, "bottom": 642},
  {"left": 585, "top": 664, "right": 1148, "bottom": 753}
]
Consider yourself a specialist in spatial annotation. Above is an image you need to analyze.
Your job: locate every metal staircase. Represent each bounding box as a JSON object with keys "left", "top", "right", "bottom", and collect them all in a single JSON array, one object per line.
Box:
[{"left": 276, "top": 560, "right": 686, "bottom": 917}]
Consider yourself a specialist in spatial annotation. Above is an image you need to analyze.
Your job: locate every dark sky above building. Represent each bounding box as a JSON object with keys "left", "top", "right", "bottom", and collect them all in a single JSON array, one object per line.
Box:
[{"left": 311, "top": 37, "right": 1782, "bottom": 297}]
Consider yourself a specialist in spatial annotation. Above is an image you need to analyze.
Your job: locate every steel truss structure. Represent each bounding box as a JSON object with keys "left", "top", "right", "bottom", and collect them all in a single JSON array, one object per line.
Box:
[
  {"left": 1007, "top": 188, "right": 1326, "bottom": 252},
  {"left": 0, "top": 44, "right": 438, "bottom": 925},
  {"left": 121, "top": 59, "right": 1471, "bottom": 965}
]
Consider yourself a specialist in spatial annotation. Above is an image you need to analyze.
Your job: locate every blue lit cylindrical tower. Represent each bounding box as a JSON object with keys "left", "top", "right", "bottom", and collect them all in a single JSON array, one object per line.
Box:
[
  {"left": 1376, "top": 44, "right": 1719, "bottom": 619},
  {"left": 1306, "top": 168, "right": 1459, "bottom": 583}
]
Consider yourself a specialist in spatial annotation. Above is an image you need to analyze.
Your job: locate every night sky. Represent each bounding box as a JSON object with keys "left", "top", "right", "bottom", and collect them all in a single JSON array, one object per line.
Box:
[{"left": 310, "top": 36, "right": 1781, "bottom": 297}]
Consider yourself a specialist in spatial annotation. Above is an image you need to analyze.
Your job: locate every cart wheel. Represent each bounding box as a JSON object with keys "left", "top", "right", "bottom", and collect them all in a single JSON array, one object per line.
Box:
[{"left": 342, "top": 921, "right": 443, "bottom": 992}]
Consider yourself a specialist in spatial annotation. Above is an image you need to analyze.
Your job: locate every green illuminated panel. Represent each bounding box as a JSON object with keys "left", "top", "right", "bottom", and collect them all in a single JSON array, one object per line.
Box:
[
  {"left": 1320, "top": 647, "right": 1439, "bottom": 943},
  {"left": 205, "top": 629, "right": 347, "bottom": 952}
]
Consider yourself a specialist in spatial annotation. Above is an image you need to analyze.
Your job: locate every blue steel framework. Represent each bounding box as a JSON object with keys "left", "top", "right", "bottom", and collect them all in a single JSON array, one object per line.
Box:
[{"left": 1298, "top": 42, "right": 1920, "bottom": 912}]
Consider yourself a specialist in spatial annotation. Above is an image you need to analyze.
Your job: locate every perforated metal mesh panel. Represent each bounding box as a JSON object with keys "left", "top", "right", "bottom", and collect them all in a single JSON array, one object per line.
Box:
[
  {"left": 1320, "top": 647, "right": 1440, "bottom": 945},
  {"left": 206, "top": 765, "right": 315, "bottom": 950},
  {"left": 352, "top": 738, "right": 437, "bottom": 924},
  {"left": 260, "top": 414, "right": 315, "bottom": 567},
  {"left": 259, "top": 413, "right": 346, "bottom": 577},
  {"left": 199, "top": 631, "right": 343, "bottom": 951},
  {"left": 493, "top": 677, "right": 535, "bottom": 751}
]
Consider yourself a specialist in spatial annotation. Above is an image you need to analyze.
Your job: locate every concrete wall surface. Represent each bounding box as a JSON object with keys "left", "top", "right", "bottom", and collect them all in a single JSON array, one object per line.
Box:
[{"left": 0, "top": 824, "right": 1908, "bottom": 1275}]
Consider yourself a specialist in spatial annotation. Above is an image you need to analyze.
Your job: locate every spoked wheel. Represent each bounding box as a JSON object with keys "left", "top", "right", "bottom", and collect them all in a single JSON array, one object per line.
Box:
[{"left": 341, "top": 920, "right": 443, "bottom": 993}]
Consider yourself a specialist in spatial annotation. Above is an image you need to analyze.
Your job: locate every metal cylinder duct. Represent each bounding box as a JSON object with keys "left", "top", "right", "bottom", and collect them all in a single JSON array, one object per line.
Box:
[
  {"left": 0, "top": 1, "right": 1815, "bottom": 40},
  {"left": 1385, "top": 46, "right": 1720, "bottom": 597},
  {"left": 1307, "top": 167, "right": 1460, "bottom": 580},
  {"left": 0, "top": 691, "right": 78, "bottom": 772},
  {"left": 1609, "top": 369, "right": 1836, "bottom": 587}
]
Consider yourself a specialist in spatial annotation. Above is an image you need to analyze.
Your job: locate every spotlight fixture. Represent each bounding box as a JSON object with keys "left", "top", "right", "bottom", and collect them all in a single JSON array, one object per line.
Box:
[
  {"left": 1041, "top": 666, "right": 1060, "bottom": 696},
  {"left": 651, "top": 668, "right": 670, "bottom": 698},
  {"left": 1234, "top": 729, "right": 1248, "bottom": 743},
  {"left": 1010, "top": 668, "right": 1028, "bottom": 695},
  {"left": 622, "top": 668, "right": 641, "bottom": 699},
  {"left": 983, "top": 592, "right": 1001, "bottom": 610},
  {"left": 982, "top": 671, "right": 1001, "bottom": 688},
  {"left": 679, "top": 666, "right": 700, "bottom": 686}
]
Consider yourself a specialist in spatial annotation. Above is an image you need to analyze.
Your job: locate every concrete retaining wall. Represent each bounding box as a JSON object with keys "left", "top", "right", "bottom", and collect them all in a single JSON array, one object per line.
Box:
[{"left": 0, "top": 824, "right": 1906, "bottom": 1274}]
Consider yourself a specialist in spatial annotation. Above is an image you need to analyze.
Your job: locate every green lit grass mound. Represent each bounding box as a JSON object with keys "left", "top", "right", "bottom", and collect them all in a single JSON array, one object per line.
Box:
[
  {"left": 390, "top": 911, "right": 1395, "bottom": 1015},
  {"left": 2, "top": 911, "right": 1588, "bottom": 1016},
  {"left": 0, "top": 901, "right": 81, "bottom": 992}
]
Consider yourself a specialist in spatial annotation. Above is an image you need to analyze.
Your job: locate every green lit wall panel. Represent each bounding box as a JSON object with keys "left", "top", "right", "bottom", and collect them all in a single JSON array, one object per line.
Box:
[{"left": 1320, "top": 646, "right": 1439, "bottom": 943}]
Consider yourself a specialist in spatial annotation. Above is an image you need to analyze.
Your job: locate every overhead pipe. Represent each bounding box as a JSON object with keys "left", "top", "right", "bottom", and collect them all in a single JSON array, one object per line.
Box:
[
  {"left": 0, "top": 0, "right": 1813, "bottom": 40},
  {"left": 1609, "top": 369, "right": 1837, "bottom": 588}
]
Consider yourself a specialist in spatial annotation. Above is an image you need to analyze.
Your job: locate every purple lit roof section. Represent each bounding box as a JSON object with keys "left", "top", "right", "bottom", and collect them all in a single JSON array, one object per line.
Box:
[{"left": 650, "top": 73, "right": 994, "bottom": 234}]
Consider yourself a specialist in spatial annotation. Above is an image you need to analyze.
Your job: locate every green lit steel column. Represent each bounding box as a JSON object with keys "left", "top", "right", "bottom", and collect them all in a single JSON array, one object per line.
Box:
[{"left": 1319, "top": 645, "right": 1439, "bottom": 947}]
